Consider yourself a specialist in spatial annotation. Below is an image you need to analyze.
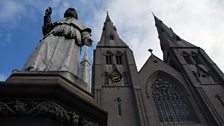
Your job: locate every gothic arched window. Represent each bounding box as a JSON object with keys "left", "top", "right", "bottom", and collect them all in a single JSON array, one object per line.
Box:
[
  {"left": 105, "top": 51, "right": 113, "bottom": 65},
  {"left": 191, "top": 52, "right": 202, "bottom": 64},
  {"left": 109, "top": 34, "right": 114, "bottom": 40},
  {"left": 116, "top": 51, "right": 122, "bottom": 65},
  {"left": 123, "top": 72, "right": 128, "bottom": 85},
  {"left": 152, "top": 78, "right": 194, "bottom": 124},
  {"left": 103, "top": 72, "right": 109, "bottom": 85},
  {"left": 182, "top": 51, "right": 194, "bottom": 64}
]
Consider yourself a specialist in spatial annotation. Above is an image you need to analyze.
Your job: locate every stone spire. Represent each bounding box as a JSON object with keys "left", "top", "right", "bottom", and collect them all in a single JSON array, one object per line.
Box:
[
  {"left": 97, "top": 12, "right": 128, "bottom": 47},
  {"left": 105, "top": 11, "right": 111, "bottom": 22},
  {"left": 82, "top": 52, "right": 90, "bottom": 62},
  {"left": 79, "top": 52, "right": 91, "bottom": 92},
  {"left": 153, "top": 14, "right": 196, "bottom": 60}
]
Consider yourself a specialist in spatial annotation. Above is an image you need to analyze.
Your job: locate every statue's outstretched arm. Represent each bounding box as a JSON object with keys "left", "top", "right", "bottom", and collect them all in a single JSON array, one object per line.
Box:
[{"left": 42, "top": 7, "right": 54, "bottom": 36}]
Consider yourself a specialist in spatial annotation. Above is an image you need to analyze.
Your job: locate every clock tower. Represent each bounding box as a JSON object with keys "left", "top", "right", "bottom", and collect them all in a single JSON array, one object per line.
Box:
[{"left": 92, "top": 13, "right": 142, "bottom": 126}]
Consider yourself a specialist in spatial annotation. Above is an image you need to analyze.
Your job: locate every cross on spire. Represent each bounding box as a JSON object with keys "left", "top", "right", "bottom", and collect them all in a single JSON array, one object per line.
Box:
[{"left": 148, "top": 49, "right": 153, "bottom": 54}]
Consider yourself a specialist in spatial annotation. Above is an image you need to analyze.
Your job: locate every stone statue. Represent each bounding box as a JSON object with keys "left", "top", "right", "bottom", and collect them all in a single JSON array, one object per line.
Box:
[{"left": 24, "top": 7, "right": 93, "bottom": 76}]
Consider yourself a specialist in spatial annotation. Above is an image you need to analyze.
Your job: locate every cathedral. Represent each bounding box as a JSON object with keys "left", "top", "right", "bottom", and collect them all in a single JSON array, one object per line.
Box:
[
  {"left": 92, "top": 13, "right": 224, "bottom": 126},
  {"left": 0, "top": 9, "right": 223, "bottom": 126}
]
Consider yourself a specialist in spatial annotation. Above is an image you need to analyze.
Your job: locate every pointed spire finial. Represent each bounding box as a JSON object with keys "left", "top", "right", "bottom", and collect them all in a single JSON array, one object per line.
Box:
[
  {"left": 106, "top": 11, "right": 111, "bottom": 22},
  {"left": 152, "top": 13, "right": 162, "bottom": 25},
  {"left": 81, "top": 51, "right": 89, "bottom": 62},
  {"left": 83, "top": 51, "right": 88, "bottom": 60},
  {"left": 152, "top": 12, "right": 155, "bottom": 17}
]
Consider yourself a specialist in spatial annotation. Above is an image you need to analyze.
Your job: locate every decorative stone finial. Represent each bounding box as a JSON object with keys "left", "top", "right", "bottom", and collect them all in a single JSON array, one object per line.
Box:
[{"left": 148, "top": 49, "right": 153, "bottom": 54}]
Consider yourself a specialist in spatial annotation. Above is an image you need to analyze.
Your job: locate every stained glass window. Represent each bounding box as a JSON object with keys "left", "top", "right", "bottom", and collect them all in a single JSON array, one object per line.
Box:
[{"left": 152, "top": 78, "right": 193, "bottom": 124}]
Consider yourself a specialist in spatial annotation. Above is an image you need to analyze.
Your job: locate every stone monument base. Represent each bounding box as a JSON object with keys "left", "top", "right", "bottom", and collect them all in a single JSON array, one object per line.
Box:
[{"left": 0, "top": 72, "right": 107, "bottom": 126}]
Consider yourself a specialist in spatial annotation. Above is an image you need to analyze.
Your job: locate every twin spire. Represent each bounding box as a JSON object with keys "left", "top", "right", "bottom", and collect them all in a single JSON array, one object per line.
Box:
[
  {"left": 153, "top": 14, "right": 197, "bottom": 60},
  {"left": 153, "top": 14, "right": 196, "bottom": 48},
  {"left": 97, "top": 12, "right": 128, "bottom": 47},
  {"left": 97, "top": 12, "right": 196, "bottom": 52}
]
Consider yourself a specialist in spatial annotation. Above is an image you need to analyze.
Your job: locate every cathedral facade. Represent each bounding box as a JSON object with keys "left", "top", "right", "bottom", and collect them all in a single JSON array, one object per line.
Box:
[{"left": 92, "top": 13, "right": 224, "bottom": 126}]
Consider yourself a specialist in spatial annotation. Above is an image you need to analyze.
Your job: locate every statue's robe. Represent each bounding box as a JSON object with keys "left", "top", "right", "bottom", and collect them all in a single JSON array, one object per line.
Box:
[{"left": 24, "top": 17, "right": 92, "bottom": 76}]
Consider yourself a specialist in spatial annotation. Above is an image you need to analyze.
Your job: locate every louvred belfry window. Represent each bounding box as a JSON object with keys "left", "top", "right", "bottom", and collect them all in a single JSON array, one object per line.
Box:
[
  {"left": 152, "top": 78, "right": 194, "bottom": 124},
  {"left": 110, "top": 34, "right": 114, "bottom": 40},
  {"left": 191, "top": 52, "right": 202, "bottom": 64},
  {"left": 116, "top": 51, "right": 122, "bottom": 65},
  {"left": 105, "top": 51, "right": 113, "bottom": 65},
  {"left": 182, "top": 51, "right": 194, "bottom": 64}
]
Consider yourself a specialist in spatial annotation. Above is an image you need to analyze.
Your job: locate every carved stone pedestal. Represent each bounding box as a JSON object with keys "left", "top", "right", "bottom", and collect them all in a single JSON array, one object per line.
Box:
[{"left": 0, "top": 72, "right": 107, "bottom": 126}]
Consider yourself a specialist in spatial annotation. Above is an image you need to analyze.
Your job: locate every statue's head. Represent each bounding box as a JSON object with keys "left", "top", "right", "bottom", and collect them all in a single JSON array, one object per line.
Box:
[{"left": 64, "top": 8, "right": 78, "bottom": 19}]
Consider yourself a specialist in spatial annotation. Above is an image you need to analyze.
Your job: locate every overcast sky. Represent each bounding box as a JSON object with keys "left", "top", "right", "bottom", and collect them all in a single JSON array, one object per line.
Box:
[{"left": 0, "top": 0, "right": 224, "bottom": 81}]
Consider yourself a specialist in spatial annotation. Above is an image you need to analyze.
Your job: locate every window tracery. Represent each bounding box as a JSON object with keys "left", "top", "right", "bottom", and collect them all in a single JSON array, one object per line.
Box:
[{"left": 152, "top": 78, "right": 193, "bottom": 124}]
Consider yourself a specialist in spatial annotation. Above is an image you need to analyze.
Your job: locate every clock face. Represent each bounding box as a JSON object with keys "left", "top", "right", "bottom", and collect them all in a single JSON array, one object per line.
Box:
[{"left": 111, "top": 73, "right": 121, "bottom": 82}]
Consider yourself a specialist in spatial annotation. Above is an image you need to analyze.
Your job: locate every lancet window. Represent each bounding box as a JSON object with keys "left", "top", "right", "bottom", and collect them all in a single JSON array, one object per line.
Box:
[
  {"left": 105, "top": 51, "right": 113, "bottom": 65},
  {"left": 110, "top": 34, "right": 114, "bottom": 40},
  {"left": 152, "top": 78, "right": 193, "bottom": 124},
  {"left": 123, "top": 72, "right": 128, "bottom": 86},
  {"left": 115, "top": 97, "right": 122, "bottom": 116},
  {"left": 103, "top": 72, "right": 109, "bottom": 85},
  {"left": 116, "top": 51, "right": 122, "bottom": 65},
  {"left": 191, "top": 52, "right": 202, "bottom": 64},
  {"left": 182, "top": 51, "right": 194, "bottom": 64}
]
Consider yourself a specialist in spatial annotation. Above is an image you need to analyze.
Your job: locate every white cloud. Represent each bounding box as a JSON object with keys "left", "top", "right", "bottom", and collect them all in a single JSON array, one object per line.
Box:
[
  {"left": 1, "top": 0, "right": 224, "bottom": 73},
  {"left": 99, "top": 0, "right": 224, "bottom": 72}
]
